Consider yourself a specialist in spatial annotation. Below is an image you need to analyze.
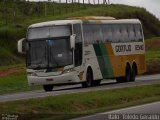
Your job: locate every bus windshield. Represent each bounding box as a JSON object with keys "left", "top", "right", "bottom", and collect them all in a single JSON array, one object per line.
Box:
[{"left": 27, "top": 37, "right": 73, "bottom": 69}]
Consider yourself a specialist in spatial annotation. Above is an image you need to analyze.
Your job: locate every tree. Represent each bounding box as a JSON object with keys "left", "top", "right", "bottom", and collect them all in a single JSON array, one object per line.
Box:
[{"left": 88, "top": 0, "right": 90, "bottom": 4}]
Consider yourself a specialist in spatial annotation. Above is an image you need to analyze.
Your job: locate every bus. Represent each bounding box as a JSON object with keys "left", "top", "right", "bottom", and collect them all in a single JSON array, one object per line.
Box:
[{"left": 17, "top": 16, "right": 146, "bottom": 91}]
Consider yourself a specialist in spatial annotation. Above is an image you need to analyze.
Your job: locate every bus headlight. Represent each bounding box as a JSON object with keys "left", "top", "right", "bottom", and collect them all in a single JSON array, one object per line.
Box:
[
  {"left": 27, "top": 72, "right": 37, "bottom": 76},
  {"left": 62, "top": 68, "right": 75, "bottom": 74}
]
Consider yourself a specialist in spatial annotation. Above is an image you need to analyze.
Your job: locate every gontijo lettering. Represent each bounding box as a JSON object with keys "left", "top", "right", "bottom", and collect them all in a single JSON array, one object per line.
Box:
[{"left": 115, "top": 45, "right": 131, "bottom": 52}]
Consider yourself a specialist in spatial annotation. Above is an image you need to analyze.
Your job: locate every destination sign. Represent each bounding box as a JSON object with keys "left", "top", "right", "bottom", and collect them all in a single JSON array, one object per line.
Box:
[{"left": 112, "top": 42, "right": 145, "bottom": 56}]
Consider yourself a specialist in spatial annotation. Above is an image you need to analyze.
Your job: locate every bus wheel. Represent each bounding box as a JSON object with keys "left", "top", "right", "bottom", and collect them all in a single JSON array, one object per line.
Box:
[
  {"left": 43, "top": 85, "right": 53, "bottom": 92},
  {"left": 125, "top": 64, "right": 131, "bottom": 82},
  {"left": 131, "top": 65, "right": 137, "bottom": 82},
  {"left": 82, "top": 69, "right": 93, "bottom": 88}
]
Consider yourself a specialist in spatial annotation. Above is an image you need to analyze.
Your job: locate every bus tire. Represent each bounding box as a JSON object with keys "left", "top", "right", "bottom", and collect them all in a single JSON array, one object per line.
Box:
[
  {"left": 125, "top": 64, "right": 131, "bottom": 82},
  {"left": 82, "top": 68, "right": 93, "bottom": 88},
  {"left": 43, "top": 85, "right": 53, "bottom": 92},
  {"left": 131, "top": 64, "right": 137, "bottom": 82}
]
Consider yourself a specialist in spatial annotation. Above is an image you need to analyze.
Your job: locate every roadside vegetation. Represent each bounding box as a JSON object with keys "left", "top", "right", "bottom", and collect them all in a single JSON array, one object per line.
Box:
[
  {"left": 0, "top": 1, "right": 160, "bottom": 95},
  {"left": 0, "top": 2, "right": 159, "bottom": 120},
  {"left": 0, "top": 1, "right": 160, "bottom": 66},
  {"left": 0, "top": 84, "right": 160, "bottom": 120},
  {"left": 0, "top": 64, "right": 41, "bottom": 95},
  {"left": 145, "top": 37, "right": 160, "bottom": 74}
]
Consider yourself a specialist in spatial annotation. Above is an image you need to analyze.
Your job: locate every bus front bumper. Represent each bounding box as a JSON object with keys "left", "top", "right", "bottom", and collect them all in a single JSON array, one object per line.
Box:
[{"left": 28, "top": 72, "right": 81, "bottom": 86}]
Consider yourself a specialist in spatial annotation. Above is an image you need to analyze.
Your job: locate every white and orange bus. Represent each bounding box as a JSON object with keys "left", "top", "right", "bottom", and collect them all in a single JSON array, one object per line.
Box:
[{"left": 18, "top": 16, "right": 146, "bottom": 91}]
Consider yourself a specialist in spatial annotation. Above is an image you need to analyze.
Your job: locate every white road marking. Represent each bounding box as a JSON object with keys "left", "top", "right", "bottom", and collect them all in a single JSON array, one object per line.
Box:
[{"left": 101, "top": 101, "right": 160, "bottom": 114}]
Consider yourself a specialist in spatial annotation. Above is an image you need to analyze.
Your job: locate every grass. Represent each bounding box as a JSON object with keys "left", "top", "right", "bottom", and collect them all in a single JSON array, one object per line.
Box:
[
  {"left": 145, "top": 37, "right": 160, "bottom": 74},
  {"left": 145, "top": 37, "right": 160, "bottom": 60},
  {"left": 0, "top": 47, "right": 23, "bottom": 66},
  {"left": 146, "top": 51, "right": 160, "bottom": 59},
  {"left": 0, "top": 84, "right": 160, "bottom": 120},
  {"left": 0, "top": 74, "right": 41, "bottom": 95},
  {"left": 0, "top": 64, "right": 41, "bottom": 95},
  {"left": 0, "top": 74, "right": 27, "bottom": 95}
]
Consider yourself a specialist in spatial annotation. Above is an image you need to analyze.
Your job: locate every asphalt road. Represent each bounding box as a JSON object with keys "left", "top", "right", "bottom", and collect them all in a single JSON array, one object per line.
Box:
[
  {"left": 73, "top": 102, "right": 160, "bottom": 120},
  {"left": 0, "top": 74, "right": 160, "bottom": 103}
]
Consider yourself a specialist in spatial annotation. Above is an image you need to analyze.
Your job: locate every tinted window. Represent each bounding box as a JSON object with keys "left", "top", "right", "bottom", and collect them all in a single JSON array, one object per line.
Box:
[
  {"left": 120, "top": 24, "right": 129, "bottom": 42},
  {"left": 49, "top": 38, "right": 72, "bottom": 67},
  {"left": 28, "top": 25, "right": 71, "bottom": 40},
  {"left": 128, "top": 24, "right": 135, "bottom": 42},
  {"left": 102, "top": 24, "right": 113, "bottom": 42},
  {"left": 83, "top": 24, "right": 103, "bottom": 44},
  {"left": 112, "top": 24, "right": 121, "bottom": 42},
  {"left": 27, "top": 40, "right": 48, "bottom": 68},
  {"left": 92, "top": 25, "right": 103, "bottom": 43},
  {"left": 135, "top": 24, "right": 143, "bottom": 41},
  {"left": 83, "top": 23, "right": 143, "bottom": 44}
]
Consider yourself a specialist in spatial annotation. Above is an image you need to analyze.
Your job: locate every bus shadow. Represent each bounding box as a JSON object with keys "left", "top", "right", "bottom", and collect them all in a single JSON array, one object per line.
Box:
[{"left": 53, "top": 81, "right": 118, "bottom": 92}]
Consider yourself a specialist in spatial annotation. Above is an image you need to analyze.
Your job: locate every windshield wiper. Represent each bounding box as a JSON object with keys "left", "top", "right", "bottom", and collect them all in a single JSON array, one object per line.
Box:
[{"left": 29, "top": 63, "right": 47, "bottom": 69}]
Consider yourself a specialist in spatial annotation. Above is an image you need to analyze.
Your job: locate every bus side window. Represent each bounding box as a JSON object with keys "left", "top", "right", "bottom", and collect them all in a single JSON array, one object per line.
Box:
[
  {"left": 112, "top": 24, "right": 121, "bottom": 43},
  {"left": 118, "top": 24, "right": 122, "bottom": 43},
  {"left": 108, "top": 25, "right": 113, "bottom": 42},
  {"left": 102, "top": 24, "right": 112, "bottom": 43},
  {"left": 121, "top": 24, "right": 128, "bottom": 43},
  {"left": 135, "top": 24, "right": 143, "bottom": 42},
  {"left": 112, "top": 25, "right": 116, "bottom": 42},
  {"left": 92, "top": 25, "right": 103, "bottom": 44},
  {"left": 128, "top": 24, "right": 135, "bottom": 42},
  {"left": 116, "top": 24, "right": 122, "bottom": 42}
]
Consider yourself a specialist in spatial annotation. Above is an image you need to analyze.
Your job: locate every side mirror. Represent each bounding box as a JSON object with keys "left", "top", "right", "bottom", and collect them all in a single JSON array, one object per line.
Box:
[
  {"left": 70, "top": 34, "right": 76, "bottom": 49},
  {"left": 17, "top": 38, "right": 26, "bottom": 54}
]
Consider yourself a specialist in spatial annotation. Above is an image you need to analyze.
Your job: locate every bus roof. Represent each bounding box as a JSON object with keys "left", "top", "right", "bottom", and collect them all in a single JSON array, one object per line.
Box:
[
  {"left": 29, "top": 19, "right": 141, "bottom": 28},
  {"left": 99, "top": 19, "right": 141, "bottom": 24},
  {"left": 68, "top": 16, "right": 116, "bottom": 20},
  {"left": 29, "top": 20, "right": 82, "bottom": 28}
]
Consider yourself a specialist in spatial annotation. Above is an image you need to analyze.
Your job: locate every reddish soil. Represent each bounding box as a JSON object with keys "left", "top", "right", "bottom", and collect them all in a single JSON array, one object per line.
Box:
[
  {"left": 0, "top": 68, "right": 18, "bottom": 77},
  {"left": 145, "top": 38, "right": 160, "bottom": 50},
  {"left": 146, "top": 59, "right": 160, "bottom": 75}
]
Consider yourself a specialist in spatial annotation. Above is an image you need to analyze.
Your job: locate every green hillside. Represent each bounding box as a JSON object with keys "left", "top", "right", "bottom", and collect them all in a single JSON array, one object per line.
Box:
[{"left": 0, "top": 1, "right": 160, "bottom": 66}]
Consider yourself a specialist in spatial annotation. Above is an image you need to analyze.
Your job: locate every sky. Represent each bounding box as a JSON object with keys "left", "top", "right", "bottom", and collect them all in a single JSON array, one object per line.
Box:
[
  {"left": 111, "top": 0, "right": 160, "bottom": 20},
  {"left": 28, "top": 0, "right": 160, "bottom": 20}
]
